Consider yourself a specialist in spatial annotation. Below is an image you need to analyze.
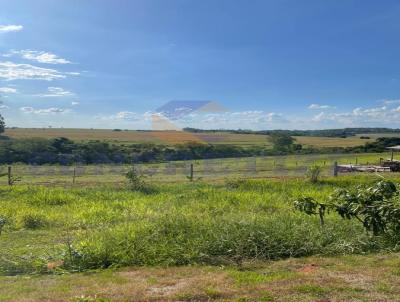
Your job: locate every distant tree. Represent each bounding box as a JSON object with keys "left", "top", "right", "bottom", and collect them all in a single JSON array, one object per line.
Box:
[
  {"left": 0, "top": 114, "right": 5, "bottom": 134},
  {"left": 268, "top": 132, "right": 295, "bottom": 152}
]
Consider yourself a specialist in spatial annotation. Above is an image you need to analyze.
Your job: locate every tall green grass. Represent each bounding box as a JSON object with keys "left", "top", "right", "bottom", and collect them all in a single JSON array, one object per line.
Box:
[{"left": 1, "top": 175, "right": 399, "bottom": 274}]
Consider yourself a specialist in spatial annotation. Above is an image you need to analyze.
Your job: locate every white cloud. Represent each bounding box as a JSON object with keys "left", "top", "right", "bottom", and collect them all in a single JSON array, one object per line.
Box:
[
  {"left": 20, "top": 106, "right": 68, "bottom": 114},
  {"left": 20, "top": 106, "right": 34, "bottom": 113},
  {"left": 172, "top": 110, "right": 288, "bottom": 129},
  {"left": 71, "top": 101, "right": 80, "bottom": 106},
  {"left": 310, "top": 105, "right": 400, "bottom": 126},
  {"left": 0, "top": 25, "right": 23, "bottom": 33},
  {"left": 382, "top": 99, "right": 400, "bottom": 105},
  {"left": 0, "top": 87, "right": 17, "bottom": 93},
  {"left": 38, "top": 87, "right": 74, "bottom": 97},
  {"left": 0, "top": 61, "right": 76, "bottom": 81},
  {"left": 96, "top": 111, "right": 144, "bottom": 123},
  {"left": 114, "top": 111, "right": 140, "bottom": 121},
  {"left": 7, "top": 50, "right": 71, "bottom": 64},
  {"left": 308, "top": 104, "right": 336, "bottom": 110}
]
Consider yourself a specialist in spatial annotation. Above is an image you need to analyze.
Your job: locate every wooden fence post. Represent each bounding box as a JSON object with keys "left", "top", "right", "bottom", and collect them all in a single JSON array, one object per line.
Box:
[
  {"left": 72, "top": 167, "right": 76, "bottom": 184},
  {"left": 355, "top": 157, "right": 358, "bottom": 165},
  {"left": 189, "top": 163, "right": 194, "bottom": 181},
  {"left": 333, "top": 161, "right": 338, "bottom": 177},
  {"left": 7, "top": 166, "right": 11, "bottom": 186}
]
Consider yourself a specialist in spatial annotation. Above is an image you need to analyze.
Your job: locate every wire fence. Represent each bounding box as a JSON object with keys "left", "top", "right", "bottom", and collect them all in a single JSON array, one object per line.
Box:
[{"left": 0, "top": 153, "right": 391, "bottom": 186}]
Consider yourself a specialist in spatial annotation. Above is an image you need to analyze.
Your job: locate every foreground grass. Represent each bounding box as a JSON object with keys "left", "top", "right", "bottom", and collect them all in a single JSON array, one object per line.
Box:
[
  {"left": 1, "top": 175, "right": 400, "bottom": 275},
  {"left": 1, "top": 252, "right": 400, "bottom": 301}
]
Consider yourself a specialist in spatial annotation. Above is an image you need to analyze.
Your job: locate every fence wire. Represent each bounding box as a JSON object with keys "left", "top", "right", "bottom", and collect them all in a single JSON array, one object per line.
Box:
[{"left": 0, "top": 153, "right": 389, "bottom": 185}]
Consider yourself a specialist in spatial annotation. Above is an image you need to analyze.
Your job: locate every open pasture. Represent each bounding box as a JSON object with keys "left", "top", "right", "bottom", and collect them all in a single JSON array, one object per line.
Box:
[{"left": 5, "top": 128, "right": 400, "bottom": 148}]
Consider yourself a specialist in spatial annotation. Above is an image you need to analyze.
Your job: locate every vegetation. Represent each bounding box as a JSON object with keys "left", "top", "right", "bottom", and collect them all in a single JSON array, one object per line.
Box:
[
  {"left": 1, "top": 167, "right": 400, "bottom": 300},
  {"left": 125, "top": 166, "right": 152, "bottom": 193},
  {"left": 268, "top": 132, "right": 301, "bottom": 153},
  {"left": 2, "top": 252, "right": 400, "bottom": 301},
  {"left": 0, "top": 134, "right": 399, "bottom": 165},
  {"left": 1, "top": 175, "right": 400, "bottom": 276},
  {"left": 295, "top": 180, "right": 400, "bottom": 235},
  {"left": 184, "top": 127, "right": 400, "bottom": 138},
  {"left": 306, "top": 164, "right": 321, "bottom": 183}
]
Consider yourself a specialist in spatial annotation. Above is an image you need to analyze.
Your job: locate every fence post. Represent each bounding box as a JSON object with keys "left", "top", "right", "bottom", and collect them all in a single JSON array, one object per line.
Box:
[
  {"left": 333, "top": 161, "right": 338, "bottom": 177},
  {"left": 7, "top": 166, "right": 11, "bottom": 186},
  {"left": 72, "top": 167, "right": 76, "bottom": 184},
  {"left": 355, "top": 157, "right": 358, "bottom": 165},
  {"left": 189, "top": 163, "right": 194, "bottom": 181}
]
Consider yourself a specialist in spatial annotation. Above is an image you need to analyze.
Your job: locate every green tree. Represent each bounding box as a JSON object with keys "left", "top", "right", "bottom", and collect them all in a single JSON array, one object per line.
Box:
[{"left": 268, "top": 132, "right": 295, "bottom": 152}]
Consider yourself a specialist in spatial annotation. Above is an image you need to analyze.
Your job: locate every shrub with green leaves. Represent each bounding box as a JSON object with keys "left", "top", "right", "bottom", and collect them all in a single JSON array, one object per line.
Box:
[
  {"left": 125, "top": 166, "right": 152, "bottom": 193},
  {"left": 19, "top": 213, "right": 47, "bottom": 229},
  {"left": 306, "top": 164, "right": 321, "bottom": 183},
  {"left": 0, "top": 216, "right": 6, "bottom": 235},
  {"left": 295, "top": 180, "right": 400, "bottom": 235}
]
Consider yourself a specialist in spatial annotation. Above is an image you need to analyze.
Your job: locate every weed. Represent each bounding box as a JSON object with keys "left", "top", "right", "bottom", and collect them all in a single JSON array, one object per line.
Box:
[
  {"left": 295, "top": 284, "right": 329, "bottom": 296},
  {"left": 229, "top": 270, "right": 295, "bottom": 286},
  {"left": 70, "top": 296, "right": 109, "bottom": 302},
  {"left": 204, "top": 286, "right": 221, "bottom": 298},
  {"left": 0, "top": 215, "right": 6, "bottom": 235},
  {"left": 18, "top": 213, "right": 47, "bottom": 229},
  {"left": 125, "top": 166, "right": 153, "bottom": 193},
  {"left": 306, "top": 164, "right": 321, "bottom": 183}
]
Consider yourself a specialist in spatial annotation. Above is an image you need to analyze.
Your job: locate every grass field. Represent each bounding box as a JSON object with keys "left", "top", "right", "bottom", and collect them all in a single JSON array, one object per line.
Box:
[
  {"left": 6, "top": 128, "right": 400, "bottom": 148},
  {"left": 1, "top": 175, "right": 400, "bottom": 301},
  {"left": 2, "top": 253, "right": 400, "bottom": 302}
]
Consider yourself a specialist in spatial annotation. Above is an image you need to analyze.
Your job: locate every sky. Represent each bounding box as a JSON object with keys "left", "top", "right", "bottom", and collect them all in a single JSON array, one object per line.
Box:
[{"left": 1, "top": 0, "right": 400, "bottom": 130}]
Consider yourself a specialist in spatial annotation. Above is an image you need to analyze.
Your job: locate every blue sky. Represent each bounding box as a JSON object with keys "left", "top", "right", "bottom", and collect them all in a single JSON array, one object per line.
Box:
[{"left": 1, "top": 0, "right": 400, "bottom": 130}]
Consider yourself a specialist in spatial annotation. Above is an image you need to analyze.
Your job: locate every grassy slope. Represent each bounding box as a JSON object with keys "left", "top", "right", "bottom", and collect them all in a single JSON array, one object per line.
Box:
[{"left": 6, "top": 128, "right": 400, "bottom": 147}]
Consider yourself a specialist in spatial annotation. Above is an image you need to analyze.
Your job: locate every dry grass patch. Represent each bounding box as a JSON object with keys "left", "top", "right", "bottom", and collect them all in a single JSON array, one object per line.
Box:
[{"left": 3, "top": 254, "right": 400, "bottom": 301}]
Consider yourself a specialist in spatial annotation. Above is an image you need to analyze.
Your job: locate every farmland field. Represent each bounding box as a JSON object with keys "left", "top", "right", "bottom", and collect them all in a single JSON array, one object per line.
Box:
[
  {"left": 1, "top": 175, "right": 400, "bottom": 301},
  {"left": 5, "top": 127, "right": 400, "bottom": 147}
]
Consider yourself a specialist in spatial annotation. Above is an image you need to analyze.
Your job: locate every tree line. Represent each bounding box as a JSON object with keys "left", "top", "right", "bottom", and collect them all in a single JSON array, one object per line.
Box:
[
  {"left": 184, "top": 127, "right": 400, "bottom": 138},
  {"left": 0, "top": 135, "right": 398, "bottom": 165}
]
